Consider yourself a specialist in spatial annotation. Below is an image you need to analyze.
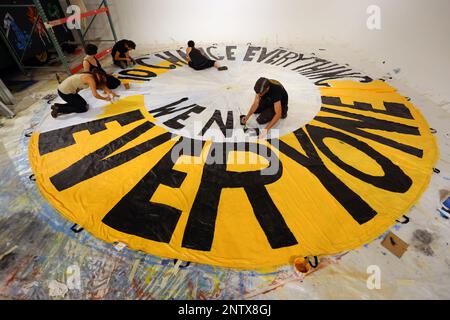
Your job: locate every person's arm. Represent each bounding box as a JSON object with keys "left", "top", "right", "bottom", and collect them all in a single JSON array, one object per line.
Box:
[
  {"left": 242, "top": 94, "right": 260, "bottom": 124},
  {"left": 260, "top": 101, "right": 282, "bottom": 138},
  {"left": 102, "top": 84, "right": 119, "bottom": 98},
  {"left": 125, "top": 50, "right": 132, "bottom": 60},
  {"left": 84, "top": 75, "right": 110, "bottom": 101},
  {"left": 185, "top": 47, "right": 191, "bottom": 62},
  {"left": 82, "top": 59, "right": 91, "bottom": 72}
]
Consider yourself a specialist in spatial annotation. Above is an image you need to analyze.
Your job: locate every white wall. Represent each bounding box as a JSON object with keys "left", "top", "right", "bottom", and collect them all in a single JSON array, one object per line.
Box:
[{"left": 96, "top": 0, "right": 449, "bottom": 105}]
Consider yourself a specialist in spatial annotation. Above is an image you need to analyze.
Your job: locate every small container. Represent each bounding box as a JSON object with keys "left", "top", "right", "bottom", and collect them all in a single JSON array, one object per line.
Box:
[
  {"left": 442, "top": 196, "right": 450, "bottom": 211},
  {"left": 294, "top": 256, "right": 311, "bottom": 274}
]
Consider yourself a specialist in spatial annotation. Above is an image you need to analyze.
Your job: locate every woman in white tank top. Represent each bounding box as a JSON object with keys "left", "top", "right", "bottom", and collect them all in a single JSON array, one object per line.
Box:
[{"left": 51, "top": 69, "right": 119, "bottom": 118}]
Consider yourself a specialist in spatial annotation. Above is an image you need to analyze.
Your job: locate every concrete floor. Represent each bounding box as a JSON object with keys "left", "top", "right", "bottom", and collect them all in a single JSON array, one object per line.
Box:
[{"left": 0, "top": 44, "right": 449, "bottom": 300}]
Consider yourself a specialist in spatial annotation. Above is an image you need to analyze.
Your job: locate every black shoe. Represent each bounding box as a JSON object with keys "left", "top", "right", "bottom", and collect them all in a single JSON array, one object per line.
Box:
[{"left": 218, "top": 66, "right": 228, "bottom": 71}]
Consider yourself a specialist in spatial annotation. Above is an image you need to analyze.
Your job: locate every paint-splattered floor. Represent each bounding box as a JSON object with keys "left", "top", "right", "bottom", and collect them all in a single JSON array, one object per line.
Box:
[{"left": 1, "top": 44, "right": 449, "bottom": 300}]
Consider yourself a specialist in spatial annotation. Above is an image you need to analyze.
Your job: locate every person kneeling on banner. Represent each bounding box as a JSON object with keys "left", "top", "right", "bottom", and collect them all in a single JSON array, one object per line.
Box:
[
  {"left": 51, "top": 69, "right": 118, "bottom": 118},
  {"left": 241, "top": 77, "right": 288, "bottom": 138},
  {"left": 112, "top": 39, "right": 136, "bottom": 69}
]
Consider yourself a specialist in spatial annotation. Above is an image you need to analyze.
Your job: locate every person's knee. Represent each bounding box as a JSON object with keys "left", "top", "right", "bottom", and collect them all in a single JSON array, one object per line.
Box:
[{"left": 256, "top": 114, "right": 271, "bottom": 125}]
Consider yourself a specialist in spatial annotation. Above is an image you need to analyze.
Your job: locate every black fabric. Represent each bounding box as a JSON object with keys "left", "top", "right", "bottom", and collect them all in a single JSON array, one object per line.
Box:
[
  {"left": 263, "top": 81, "right": 289, "bottom": 111},
  {"left": 181, "top": 142, "right": 297, "bottom": 251},
  {"left": 277, "top": 128, "right": 378, "bottom": 224},
  {"left": 254, "top": 91, "right": 288, "bottom": 124},
  {"left": 39, "top": 110, "right": 145, "bottom": 156},
  {"left": 188, "top": 48, "right": 215, "bottom": 70},
  {"left": 255, "top": 98, "right": 275, "bottom": 124},
  {"left": 106, "top": 74, "right": 121, "bottom": 89},
  {"left": 57, "top": 90, "right": 87, "bottom": 114},
  {"left": 85, "top": 57, "right": 102, "bottom": 72}
]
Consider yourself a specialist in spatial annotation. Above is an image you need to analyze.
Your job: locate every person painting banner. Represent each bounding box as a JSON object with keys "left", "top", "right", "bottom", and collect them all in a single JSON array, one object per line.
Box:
[
  {"left": 112, "top": 39, "right": 137, "bottom": 69},
  {"left": 241, "top": 77, "right": 289, "bottom": 138},
  {"left": 50, "top": 69, "right": 118, "bottom": 118}
]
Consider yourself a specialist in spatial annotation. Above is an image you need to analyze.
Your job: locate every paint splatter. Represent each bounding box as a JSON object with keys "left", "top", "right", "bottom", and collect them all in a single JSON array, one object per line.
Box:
[{"left": 412, "top": 229, "right": 435, "bottom": 257}]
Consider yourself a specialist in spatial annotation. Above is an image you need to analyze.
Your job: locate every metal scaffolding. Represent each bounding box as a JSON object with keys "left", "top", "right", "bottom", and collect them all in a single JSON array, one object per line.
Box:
[
  {"left": 0, "top": 78, "right": 16, "bottom": 118},
  {"left": 0, "top": 0, "right": 118, "bottom": 76}
]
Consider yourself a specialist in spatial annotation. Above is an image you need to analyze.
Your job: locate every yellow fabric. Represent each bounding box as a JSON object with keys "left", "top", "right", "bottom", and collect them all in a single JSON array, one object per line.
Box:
[{"left": 29, "top": 80, "right": 438, "bottom": 269}]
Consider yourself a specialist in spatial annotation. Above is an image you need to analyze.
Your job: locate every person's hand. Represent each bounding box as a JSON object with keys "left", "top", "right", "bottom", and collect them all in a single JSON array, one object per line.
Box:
[
  {"left": 240, "top": 115, "right": 248, "bottom": 125},
  {"left": 112, "top": 92, "right": 120, "bottom": 98}
]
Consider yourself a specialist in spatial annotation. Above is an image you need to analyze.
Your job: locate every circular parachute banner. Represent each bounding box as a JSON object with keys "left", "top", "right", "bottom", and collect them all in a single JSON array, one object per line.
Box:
[{"left": 29, "top": 45, "right": 438, "bottom": 268}]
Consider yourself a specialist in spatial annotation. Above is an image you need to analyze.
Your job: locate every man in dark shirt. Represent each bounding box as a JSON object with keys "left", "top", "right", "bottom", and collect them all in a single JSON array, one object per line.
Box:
[
  {"left": 112, "top": 39, "right": 136, "bottom": 69},
  {"left": 241, "top": 77, "right": 288, "bottom": 138}
]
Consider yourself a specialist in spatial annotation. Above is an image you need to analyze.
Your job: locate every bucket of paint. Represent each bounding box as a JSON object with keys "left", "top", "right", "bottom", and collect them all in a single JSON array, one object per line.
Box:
[{"left": 294, "top": 256, "right": 311, "bottom": 274}]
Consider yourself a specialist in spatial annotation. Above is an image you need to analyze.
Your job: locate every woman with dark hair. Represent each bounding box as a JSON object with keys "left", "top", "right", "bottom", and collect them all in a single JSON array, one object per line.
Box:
[
  {"left": 50, "top": 69, "right": 118, "bottom": 118},
  {"left": 112, "top": 39, "right": 136, "bottom": 69},
  {"left": 186, "top": 40, "right": 227, "bottom": 71},
  {"left": 83, "top": 43, "right": 129, "bottom": 90}
]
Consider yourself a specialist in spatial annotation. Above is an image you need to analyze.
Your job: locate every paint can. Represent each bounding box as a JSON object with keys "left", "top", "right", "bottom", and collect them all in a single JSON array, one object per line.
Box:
[{"left": 294, "top": 256, "right": 311, "bottom": 274}]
